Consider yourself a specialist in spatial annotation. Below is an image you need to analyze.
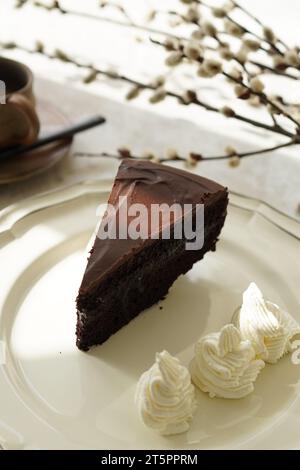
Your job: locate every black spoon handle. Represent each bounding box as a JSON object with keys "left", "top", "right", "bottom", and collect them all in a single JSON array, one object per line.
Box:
[{"left": 0, "top": 115, "right": 106, "bottom": 162}]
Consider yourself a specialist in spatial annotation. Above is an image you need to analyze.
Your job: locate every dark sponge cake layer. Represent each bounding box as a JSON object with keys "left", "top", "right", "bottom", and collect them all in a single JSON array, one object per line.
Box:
[
  {"left": 76, "top": 159, "right": 228, "bottom": 351},
  {"left": 76, "top": 197, "right": 227, "bottom": 350}
]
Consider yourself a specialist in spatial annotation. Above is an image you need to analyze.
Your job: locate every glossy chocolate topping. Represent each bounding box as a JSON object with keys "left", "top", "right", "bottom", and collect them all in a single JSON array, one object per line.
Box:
[{"left": 79, "top": 159, "right": 227, "bottom": 294}]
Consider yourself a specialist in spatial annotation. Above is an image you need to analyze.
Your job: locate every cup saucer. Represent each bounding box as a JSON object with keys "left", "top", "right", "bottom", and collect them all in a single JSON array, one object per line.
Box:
[{"left": 0, "top": 99, "right": 72, "bottom": 184}]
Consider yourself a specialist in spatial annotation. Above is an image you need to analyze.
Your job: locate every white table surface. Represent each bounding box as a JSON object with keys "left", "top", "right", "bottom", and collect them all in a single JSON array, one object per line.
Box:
[{"left": 0, "top": 0, "right": 300, "bottom": 220}]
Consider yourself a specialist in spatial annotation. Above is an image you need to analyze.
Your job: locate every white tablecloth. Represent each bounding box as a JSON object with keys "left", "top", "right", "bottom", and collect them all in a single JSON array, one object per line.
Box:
[{"left": 0, "top": 0, "right": 299, "bottom": 220}]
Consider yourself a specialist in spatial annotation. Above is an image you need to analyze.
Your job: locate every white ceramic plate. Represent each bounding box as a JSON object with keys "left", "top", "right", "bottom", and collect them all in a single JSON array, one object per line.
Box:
[{"left": 0, "top": 180, "right": 299, "bottom": 450}]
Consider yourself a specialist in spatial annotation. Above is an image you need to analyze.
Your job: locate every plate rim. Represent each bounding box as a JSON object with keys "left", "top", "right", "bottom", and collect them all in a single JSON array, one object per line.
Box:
[{"left": 0, "top": 178, "right": 299, "bottom": 241}]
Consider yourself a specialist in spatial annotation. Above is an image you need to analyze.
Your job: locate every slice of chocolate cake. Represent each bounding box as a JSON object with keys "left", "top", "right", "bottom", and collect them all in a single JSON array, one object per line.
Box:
[{"left": 76, "top": 159, "right": 228, "bottom": 351}]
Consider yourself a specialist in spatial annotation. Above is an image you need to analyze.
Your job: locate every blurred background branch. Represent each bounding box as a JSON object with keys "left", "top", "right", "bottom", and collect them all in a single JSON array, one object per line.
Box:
[{"left": 2, "top": 0, "right": 300, "bottom": 165}]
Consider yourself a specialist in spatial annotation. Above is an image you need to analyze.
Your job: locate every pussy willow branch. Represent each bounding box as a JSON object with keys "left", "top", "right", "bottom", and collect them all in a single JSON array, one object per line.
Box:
[
  {"left": 22, "top": 0, "right": 283, "bottom": 59},
  {"left": 153, "top": 8, "right": 300, "bottom": 82},
  {"left": 223, "top": 71, "right": 300, "bottom": 128},
  {"left": 18, "top": 0, "right": 300, "bottom": 80},
  {"left": 15, "top": 1, "right": 292, "bottom": 61},
  {"left": 9, "top": 0, "right": 300, "bottom": 161},
  {"left": 198, "top": 0, "right": 286, "bottom": 54},
  {"left": 74, "top": 140, "right": 296, "bottom": 163},
  {"left": 149, "top": 37, "right": 298, "bottom": 84},
  {"left": 248, "top": 61, "right": 298, "bottom": 81},
  {"left": 0, "top": 40, "right": 145, "bottom": 86},
  {"left": 0, "top": 39, "right": 296, "bottom": 141},
  {"left": 155, "top": 9, "right": 276, "bottom": 56},
  {"left": 231, "top": 0, "right": 289, "bottom": 50},
  {"left": 1, "top": 36, "right": 298, "bottom": 144},
  {"left": 16, "top": 0, "right": 181, "bottom": 40},
  {"left": 102, "top": 0, "right": 288, "bottom": 55},
  {"left": 99, "top": 0, "right": 134, "bottom": 26},
  {"left": 150, "top": 36, "right": 299, "bottom": 82},
  {"left": 158, "top": 9, "right": 236, "bottom": 49},
  {"left": 151, "top": 36, "right": 299, "bottom": 133},
  {"left": 196, "top": 0, "right": 300, "bottom": 77}
]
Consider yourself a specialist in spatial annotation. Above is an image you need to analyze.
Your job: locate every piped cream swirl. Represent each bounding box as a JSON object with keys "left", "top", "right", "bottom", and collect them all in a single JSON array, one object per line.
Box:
[
  {"left": 232, "top": 283, "right": 300, "bottom": 364},
  {"left": 135, "top": 351, "right": 196, "bottom": 435},
  {"left": 190, "top": 324, "right": 264, "bottom": 399}
]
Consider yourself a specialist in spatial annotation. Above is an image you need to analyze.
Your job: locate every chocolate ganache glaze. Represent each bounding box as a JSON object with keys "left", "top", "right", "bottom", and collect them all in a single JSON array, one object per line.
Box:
[{"left": 79, "top": 159, "right": 226, "bottom": 295}]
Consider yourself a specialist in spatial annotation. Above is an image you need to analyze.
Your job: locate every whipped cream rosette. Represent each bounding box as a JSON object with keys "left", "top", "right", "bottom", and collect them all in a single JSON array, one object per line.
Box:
[
  {"left": 190, "top": 324, "right": 264, "bottom": 399},
  {"left": 232, "top": 283, "right": 300, "bottom": 364},
  {"left": 135, "top": 351, "right": 196, "bottom": 435}
]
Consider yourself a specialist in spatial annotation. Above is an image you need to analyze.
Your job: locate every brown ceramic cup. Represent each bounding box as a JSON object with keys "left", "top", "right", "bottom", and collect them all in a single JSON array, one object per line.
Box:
[{"left": 0, "top": 57, "right": 40, "bottom": 149}]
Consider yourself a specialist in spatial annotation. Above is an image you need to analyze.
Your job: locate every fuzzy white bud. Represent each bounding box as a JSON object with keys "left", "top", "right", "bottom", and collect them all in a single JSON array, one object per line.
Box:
[
  {"left": 249, "top": 77, "right": 265, "bottom": 93},
  {"left": 202, "top": 22, "right": 217, "bottom": 37},
  {"left": 223, "top": 0, "right": 235, "bottom": 13},
  {"left": 186, "top": 153, "right": 198, "bottom": 167},
  {"left": 165, "top": 51, "right": 183, "bottom": 67},
  {"left": 225, "top": 145, "right": 236, "bottom": 156},
  {"left": 126, "top": 86, "right": 140, "bottom": 100},
  {"left": 219, "top": 46, "right": 234, "bottom": 61},
  {"left": 184, "top": 41, "right": 203, "bottom": 60},
  {"left": 83, "top": 69, "right": 98, "bottom": 84},
  {"left": 224, "top": 19, "right": 244, "bottom": 37},
  {"left": 165, "top": 148, "right": 179, "bottom": 160},
  {"left": 243, "top": 38, "right": 261, "bottom": 52},
  {"left": 212, "top": 7, "right": 226, "bottom": 18},
  {"left": 221, "top": 106, "right": 235, "bottom": 117},
  {"left": 150, "top": 155, "right": 160, "bottom": 163},
  {"left": 145, "top": 9, "right": 156, "bottom": 22},
  {"left": 234, "top": 84, "right": 250, "bottom": 99},
  {"left": 236, "top": 46, "right": 249, "bottom": 64},
  {"left": 227, "top": 66, "right": 243, "bottom": 81},
  {"left": 164, "top": 37, "right": 179, "bottom": 51},
  {"left": 197, "top": 65, "right": 210, "bottom": 78},
  {"left": 263, "top": 27, "right": 276, "bottom": 43},
  {"left": 228, "top": 155, "right": 240, "bottom": 167},
  {"left": 248, "top": 95, "right": 261, "bottom": 107},
  {"left": 200, "top": 59, "right": 223, "bottom": 77},
  {"left": 284, "top": 49, "right": 300, "bottom": 67},
  {"left": 191, "top": 29, "right": 204, "bottom": 40},
  {"left": 142, "top": 150, "right": 157, "bottom": 161},
  {"left": 184, "top": 5, "right": 201, "bottom": 22},
  {"left": 149, "top": 87, "right": 167, "bottom": 103},
  {"left": 182, "top": 89, "right": 197, "bottom": 104},
  {"left": 151, "top": 75, "right": 166, "bottom": 88}
]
